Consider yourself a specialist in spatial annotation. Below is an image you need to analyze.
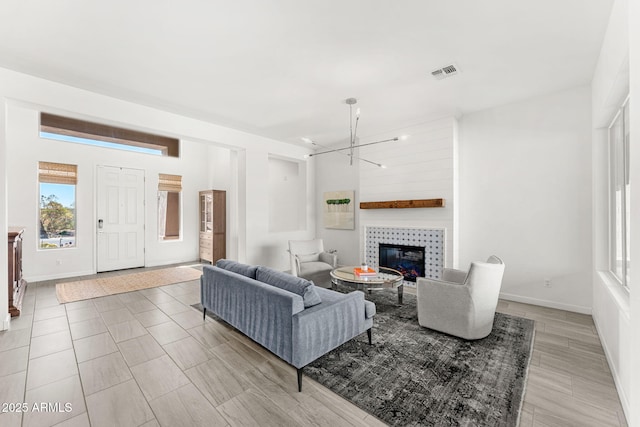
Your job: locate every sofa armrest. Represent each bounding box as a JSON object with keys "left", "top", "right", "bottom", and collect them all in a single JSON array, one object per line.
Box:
[
  {"left": 442, "top": 268, "right": 468, "bottom": 284},
  {"left": 293, "top": 255, "right": 302, "bottom": 275},
  {"left": 319, "top": 251, "right": 337, "bottom": 268},
  {"left": 416, "top": 277, "right": 470, "bottom": 302},
  {"left": 416, "top": 277, "right": 472, "bottom": 330},
  {"left": 291, "top": 291, "right": 370, "bottom": 368}
]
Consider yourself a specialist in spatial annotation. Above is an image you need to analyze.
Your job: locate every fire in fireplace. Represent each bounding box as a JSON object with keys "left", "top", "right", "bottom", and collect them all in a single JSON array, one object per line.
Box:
[{"left": 378, "top": 243, "right": 425, "bottom": 282}]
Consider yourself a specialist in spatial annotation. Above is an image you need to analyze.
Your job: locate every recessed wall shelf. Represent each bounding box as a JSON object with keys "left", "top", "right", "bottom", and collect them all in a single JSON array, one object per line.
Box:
[{"left": 359, "top": 198, "right": 445, "bottom": 210}]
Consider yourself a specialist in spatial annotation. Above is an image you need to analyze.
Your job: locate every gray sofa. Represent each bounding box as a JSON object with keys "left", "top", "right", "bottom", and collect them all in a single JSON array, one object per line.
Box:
[{"left": 200, "top": 260, "right": 376, "bottom": 391}]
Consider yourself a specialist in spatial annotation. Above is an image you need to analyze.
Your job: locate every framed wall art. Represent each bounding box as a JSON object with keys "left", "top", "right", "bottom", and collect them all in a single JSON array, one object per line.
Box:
[{"left": 323, "top": 190, "right": 355, "bottom": 229}]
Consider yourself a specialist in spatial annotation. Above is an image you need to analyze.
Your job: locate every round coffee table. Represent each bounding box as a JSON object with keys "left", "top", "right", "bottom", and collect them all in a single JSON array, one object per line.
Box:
[{"left": 330, "top": 266, "right": 405, "bottom": 303}]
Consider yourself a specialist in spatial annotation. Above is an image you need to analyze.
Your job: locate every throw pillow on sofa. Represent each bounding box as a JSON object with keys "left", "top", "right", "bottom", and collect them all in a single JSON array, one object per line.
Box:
[
  {"left": 256, "top": 266, "right": 322, "bottom": 308},
  {"left": 216, "top": 259, "right": 259, "bottom": 279}
]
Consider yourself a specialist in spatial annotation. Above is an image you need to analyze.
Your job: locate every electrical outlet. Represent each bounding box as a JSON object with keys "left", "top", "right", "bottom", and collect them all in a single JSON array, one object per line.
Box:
[{"left": 544, "top": 278, "right": 551, "bottom": 288}]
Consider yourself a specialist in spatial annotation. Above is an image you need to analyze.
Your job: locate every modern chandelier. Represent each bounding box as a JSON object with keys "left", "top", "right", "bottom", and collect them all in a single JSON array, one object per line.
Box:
[{"left": 303, "top": 98, "right": 404, "bottom": 168}]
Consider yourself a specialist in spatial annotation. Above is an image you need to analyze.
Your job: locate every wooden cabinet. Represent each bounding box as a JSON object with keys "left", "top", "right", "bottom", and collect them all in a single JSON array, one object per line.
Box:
[
  {"left": 8, "top": 227, "right": 27, "bottom": 317},
  {"left": 199, "top": 190, "right": 226, "bottom": 263}
]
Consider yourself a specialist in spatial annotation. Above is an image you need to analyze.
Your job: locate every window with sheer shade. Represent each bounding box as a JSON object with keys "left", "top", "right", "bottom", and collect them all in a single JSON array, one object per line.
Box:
[
  {"left": 158, "top": 174, "right": 182, "bottom": 240},
  {"left": 38, "top": 161, "right": 77, "bottom": 249}
]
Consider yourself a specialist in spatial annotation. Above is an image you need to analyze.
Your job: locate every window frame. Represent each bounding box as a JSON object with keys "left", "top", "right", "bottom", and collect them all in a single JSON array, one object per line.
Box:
[
  {"left": 38, "top": 162, "right": 78, "bottom": 250},
  {"left": 40, "top": 113, "right": 180, "bottom": 158},
  {"left": 608, "top": 96, "right": 630, "bottom": 288},
  {"left": 158, "top": 174, "right": 182, "bottom": 241}
]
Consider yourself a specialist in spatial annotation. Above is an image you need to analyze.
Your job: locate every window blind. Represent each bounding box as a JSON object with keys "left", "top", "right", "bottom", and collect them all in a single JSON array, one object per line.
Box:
[
  {"left": 158, "top": 174, "right": 182, "bottom": 192},
  {"left": 38, "top": 162, "right": 78, "bottom": 185}
]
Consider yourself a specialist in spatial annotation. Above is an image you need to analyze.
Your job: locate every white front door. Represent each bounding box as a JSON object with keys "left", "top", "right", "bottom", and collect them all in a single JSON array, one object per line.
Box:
[{"left": 96, "top": 166, "right": 145, "bottom": 272}]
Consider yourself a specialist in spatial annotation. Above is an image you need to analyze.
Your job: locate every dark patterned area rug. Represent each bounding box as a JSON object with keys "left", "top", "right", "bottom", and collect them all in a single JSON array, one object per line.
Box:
[{"left": 304, "top": 288, "right": 535, "bottom": 427}]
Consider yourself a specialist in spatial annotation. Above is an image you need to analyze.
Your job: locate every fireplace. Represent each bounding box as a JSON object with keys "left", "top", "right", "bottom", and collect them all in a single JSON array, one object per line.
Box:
[
  {"left": 364, "top": 226, "right": 444, "bottom": 283},
  {"left": 378, "top": 243, "right": 425, "bottom": 282}
]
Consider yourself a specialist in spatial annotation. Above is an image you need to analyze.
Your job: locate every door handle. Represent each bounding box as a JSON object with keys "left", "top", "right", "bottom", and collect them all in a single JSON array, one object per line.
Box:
[{"left": 98, "top": 219, "right": 104, "bottom": 229}]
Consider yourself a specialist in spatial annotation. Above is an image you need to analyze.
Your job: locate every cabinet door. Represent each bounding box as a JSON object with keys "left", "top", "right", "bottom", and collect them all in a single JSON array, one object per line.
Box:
[
  {"left": 199, "top": 190, "right": 225, "bottom": 263},
  {"left": 200, "top": 192, "right": 213, "bottom": 233},
  {"left": 213, "top": 191, "right": 226, "bottom": 234},
  {"left": 212, "top": 191, "right": 226, "bottom": 261}
]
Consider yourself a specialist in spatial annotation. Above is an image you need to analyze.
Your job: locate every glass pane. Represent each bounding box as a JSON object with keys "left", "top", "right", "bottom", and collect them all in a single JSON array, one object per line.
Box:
[
  {"left": 610, "top": 113, "right": 624, "bottom": 282},
  {"left": 202, "top": 194, "right": 213, "bottom": 233},
  {"left": 39, "top": 183, "right": 76, "bottom": 249},
  {"left": 41, "top": 132, "right": 164, "bottom": 156},
  {"left": 159, "top": 190, "right": 181, "bottom": 240},
  {"left": 624, "top": 102, "right": 631, "bottom": 286}
]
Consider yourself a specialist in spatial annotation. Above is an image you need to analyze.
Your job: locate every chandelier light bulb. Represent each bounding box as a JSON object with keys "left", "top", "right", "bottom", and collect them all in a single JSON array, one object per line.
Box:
[{"left": 356, "top": 108, "right": 361, "bottom": 117}]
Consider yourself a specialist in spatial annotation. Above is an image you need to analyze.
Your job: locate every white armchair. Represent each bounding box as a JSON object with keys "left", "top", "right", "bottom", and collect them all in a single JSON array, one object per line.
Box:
[
  {"left": 416, "top": 255, "right": 505, "bottom": 340},
  {"left": 288, "top": 239, "right": 337, "bottom": 288}
]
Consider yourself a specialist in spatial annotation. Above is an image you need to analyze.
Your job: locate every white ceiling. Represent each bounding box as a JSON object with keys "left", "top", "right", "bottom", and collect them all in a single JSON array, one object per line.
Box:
[{"left": 0, "top": 0, "right": 614, "bottom": 146}]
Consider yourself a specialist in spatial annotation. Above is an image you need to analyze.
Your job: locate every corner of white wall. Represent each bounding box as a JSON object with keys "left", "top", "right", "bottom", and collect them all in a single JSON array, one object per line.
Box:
[
  {"left": 589, "top": 0, "right": 634, "bottom": 423},
  {"left": 627, "top": 0, "right": 640, "bottom": 423},
  {"left": 459, "top": 86, "right": 593, "bottom": 311},
  {"left": 452, "top": 117, "right": 460, "bottom": 268},
  {"left": 0, "top": 99, "right": 8, "bottom": 330}
]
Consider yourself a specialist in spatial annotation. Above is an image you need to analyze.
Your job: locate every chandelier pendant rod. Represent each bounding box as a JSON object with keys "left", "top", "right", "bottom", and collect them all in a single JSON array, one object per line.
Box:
[
  {"left": 313, "top": 139, "right": 385, "bottom": 168},
  {"left": 303, "top": 97, "right": 403, "bottom": 168},
  {"left": 306, "top": 137, "right": 399, "bottom": 157},
  {"left": 349, "top": 103, "right": 354, "bottom": 165}
]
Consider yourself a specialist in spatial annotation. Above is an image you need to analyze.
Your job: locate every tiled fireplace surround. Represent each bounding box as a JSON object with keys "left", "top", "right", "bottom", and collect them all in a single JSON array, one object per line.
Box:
[{"left": 363, "top": 226, "right": 445, "bottom": 287}]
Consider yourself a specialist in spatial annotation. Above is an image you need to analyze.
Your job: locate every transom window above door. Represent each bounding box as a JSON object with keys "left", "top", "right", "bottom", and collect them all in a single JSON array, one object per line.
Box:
[{"left": 40, "top": 112, "right": 180, "bottom": 157}]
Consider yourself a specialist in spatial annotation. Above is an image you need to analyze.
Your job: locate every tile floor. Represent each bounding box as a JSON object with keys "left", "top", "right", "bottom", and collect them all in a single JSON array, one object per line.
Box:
[{"left": 0, "top": 265, "right": 629, "bottom": 426}]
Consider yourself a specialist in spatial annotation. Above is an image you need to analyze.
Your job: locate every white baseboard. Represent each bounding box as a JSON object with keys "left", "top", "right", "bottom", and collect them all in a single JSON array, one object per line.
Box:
[
  {"left": 2, "top": 313, "right": 10, "bottom": 331},
  {"left": 26, "top": 269, "right": 96, "bottom": 283},
  {"left": 592, "top": 317, "right": 631, "bottom": 424},
  {"left": 145, "top": 257, "right": 200, "bottom": 268},
  {"left": 26, "top": 259, "right": 200, "bottom": 284},
  {"left": 499, "top": 292, "right": 592, "bottom": 315}
]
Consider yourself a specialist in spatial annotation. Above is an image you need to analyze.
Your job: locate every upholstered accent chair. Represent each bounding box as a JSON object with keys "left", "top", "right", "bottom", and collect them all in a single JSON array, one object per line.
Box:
[
  {"left": 288, "top": 239, "right": 337, "bottom": 288},
  {"left": 416, "top": 255, "right": 505, "bottom": 340}
]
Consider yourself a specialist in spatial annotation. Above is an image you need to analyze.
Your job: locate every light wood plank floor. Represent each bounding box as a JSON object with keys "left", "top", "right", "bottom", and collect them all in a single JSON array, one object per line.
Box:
[
  {"left": 497, "top": 300, "right": 628, "bottom": 427},
  {"left": 0, "top": 265, "right": 628, "bottom": 426}
]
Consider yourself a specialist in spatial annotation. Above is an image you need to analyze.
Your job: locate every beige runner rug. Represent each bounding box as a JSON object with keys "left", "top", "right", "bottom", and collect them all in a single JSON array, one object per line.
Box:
[{"left": 56, "top": 266, "right": 203, "bottom": 304}]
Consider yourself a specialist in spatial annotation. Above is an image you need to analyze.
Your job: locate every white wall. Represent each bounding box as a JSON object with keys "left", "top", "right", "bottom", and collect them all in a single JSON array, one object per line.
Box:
[
  {"left": 628, "top": 0, "right": 640, "bottom": 422},
  {"left": 590, "top": 0, "right": 632, "bottom": 419},
  {"left": 6, "top": 103, "right": 211, "bottom": 280},
  {"left": 315, "top": 152, "right": 360, "bottom": 265},
  {"left": 268, "top": 156, "right": 306, "bottom": 233},
  {"left": 0, "top": 66, "right": 316, "bottom": 293},
  {"left": 1, "top": 100, "right": 8, "bottom": 330},
  {"left": 243, "top": 148, "right": 316, "bottom": 271},
  {"left": 459, "top": 85, "right": 593, "bottom": 313},
  {"left": 359, "top": 117, "right": 458, "bottom": 269},
  {"left": 315, "top": 117, "right": 458, "bottom": 271}
]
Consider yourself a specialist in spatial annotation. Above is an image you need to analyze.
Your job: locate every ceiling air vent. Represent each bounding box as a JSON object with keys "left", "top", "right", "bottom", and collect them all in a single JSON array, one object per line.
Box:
[{"left": 431, "top": 63, "right": 459, "bottom": 80}]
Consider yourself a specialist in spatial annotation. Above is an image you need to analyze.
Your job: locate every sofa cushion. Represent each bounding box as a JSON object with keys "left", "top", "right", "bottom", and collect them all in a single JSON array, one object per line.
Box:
[
  {"left": 256, "top": 266, "right": 322, "bottom": 308},
  {"left": 215, "top": 259, "right": 258, "bottom": 279}
]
